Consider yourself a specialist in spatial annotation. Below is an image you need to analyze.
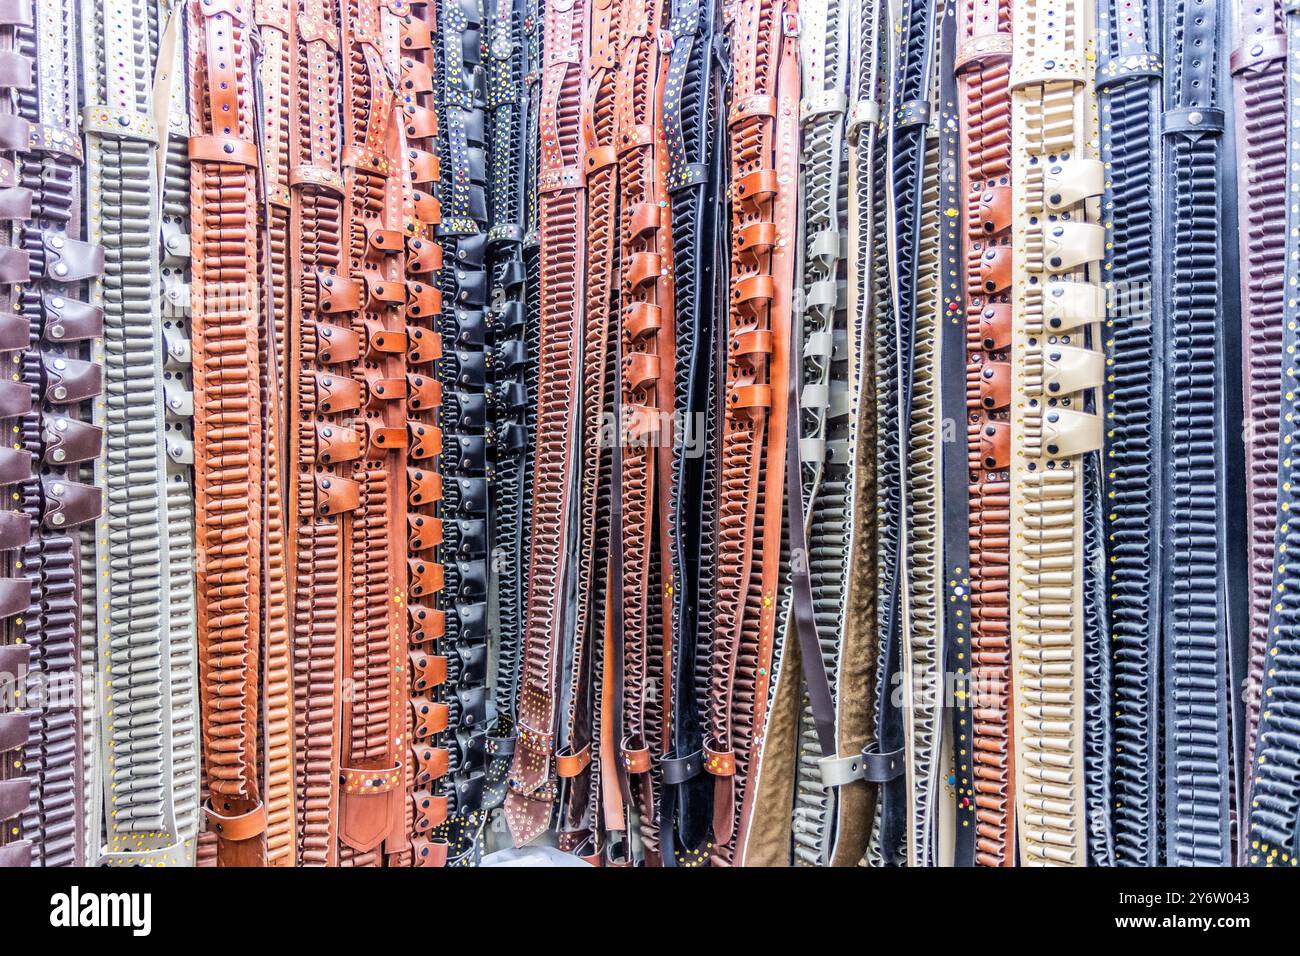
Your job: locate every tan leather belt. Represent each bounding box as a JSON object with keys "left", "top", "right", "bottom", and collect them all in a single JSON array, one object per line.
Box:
[
  {"left": 1008, "top": 0, "right": 1106, "bottom": 866},
  {"left": 704, "top": 0, "right": 799, "bottom": 867}
]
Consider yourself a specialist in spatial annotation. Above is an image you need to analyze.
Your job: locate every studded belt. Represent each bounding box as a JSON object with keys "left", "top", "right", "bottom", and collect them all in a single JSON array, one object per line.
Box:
[
  {"left": 1235, "top": 0, "right": 1289, "bottom": 853},
  {"left": 1007, "top": 0, "right": 1107, "bottom": 866},
  {"left": 0, "top": 0, "right": 102, "bottom": 869},
  {"left": 1244, "top": 0, "right": 1300, "bottom": 869},
  {"left": 81, "top": 0, "right": 198, "bottom": 867}
]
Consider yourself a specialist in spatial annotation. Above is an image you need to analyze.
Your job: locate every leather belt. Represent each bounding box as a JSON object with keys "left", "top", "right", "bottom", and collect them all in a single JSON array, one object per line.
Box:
[
  {"left": 705, "top": 0, "right": 799, "bottom": 867},
  {"left": 427, "top": 0, "right": 492, "bottom": 866},
  {"left": 1157, "top": 0, "right": 1237, "bottom": 866},
  {"left": 505, "top": 0, "right": 588, "bottom": 847},
  {"left": 1008, "top": 0, "right": 1107, "bottom": 866},
  {"left": 865, "top": 0, "right": 938, "bottom": 868},
  {"left": 1094, "top": 0, "right": 1159, "bottom": 867},
  {"left": 190, "top": 0, "right": 268, "bottom": 867},
  {"left": 1244, "top": 0, "right": 1300, "bottom": 868},
  {"left": 81, "top": 0, "right": 198, "bottom": 867},
  {"left": 0, "top": 0, "right": 101, "bottom": 869},
  {"left": 483, "top": 0, "right": 528, "bottom": 825},
  {"left": 954, "top": 0, "right": 1015, "bottom": 868},
  {"left": 1235, "top": 0, "right": 1288, "bottom": 843},
  {"left": 657, "top": 0, "right": 720, "bottom": 867},
  {"left": 399, "top": 0, "right": 451, "bottom": 868},
  {"left": 254, "top": 0, "right": 298, "bottom": 868},
  {"left": 613, "top": 0, "right": 674, "bottom": 865},
  {"left": 554, "top": 0, "right": 620, "bottom": 864}
]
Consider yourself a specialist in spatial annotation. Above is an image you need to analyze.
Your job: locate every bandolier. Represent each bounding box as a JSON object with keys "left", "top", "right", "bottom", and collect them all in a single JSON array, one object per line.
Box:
[
  {"left": 428, "top": 0, "right": 491, "bottom": 865},
  {"left": 657, "top": 0, "right": 722, "bottom": 866},
  {"left": 253, "top": 0, "right": 300, "bottom": 867},
  {"left": 81, "top": 0, "right": 200, "bottom": 866},
  {"left": 1159, "top": 0, "right": 1237, "bottom": 867},
  {"left": 0, "top": 0, "right": 101, "bottom": 869},
  {"left": 188, "top": 0, "right": 267, "bottom": 866},
  {"left": 1094, "top": 0, "right": 1158, "bottom": 867},
  {"left": 555, "top": 0, "right": 618, "bottom": 863},
  {"left": 613, "top": 0, "right": 673, "bottom": 863},
  {"left": 1246, "top": 0, "right": 1300, "bottom": 870},
  {"left": 705, "top": 0, "right": 798, "bottom": 867},
  {"left": 1234, "top": 0, "right": 1287, "bottom": 812},
  {"left": 505, "top": 0, "right": 588, "bottom": 847},
  {"left": 334, "top": 0, "right": 410, "bottom": 866},
  {"left": 1008, "top": 0, "right": 1106, "bottom": 866},
  {"left": 955, "top": 0, "right": 1015, "bottom": 868},
  {"left": 398, "top": 0, "right": 452, "bottom": 868},
  {"left": 483, "top": 0, "right": 527, "bottom": 821},
  {"left": 865, "top": 0, "right": 936, "bottom": 868}
]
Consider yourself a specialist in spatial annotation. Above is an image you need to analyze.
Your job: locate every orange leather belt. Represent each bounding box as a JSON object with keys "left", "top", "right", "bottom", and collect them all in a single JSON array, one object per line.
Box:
[
  {"left": 505, "top": 0, "right": 588, "bottom": 847},
  {"left": 704, "top": 0, "right": 799, "bottom": 866},
  {"left": 954, "top": 0, "right": 1015, "bottom": 868},
  {"left": 398, "top": 0, "right": 451, "bottom": 869},
  {"left": 189, "top": 0, "right": 268, "bottom": 866}
]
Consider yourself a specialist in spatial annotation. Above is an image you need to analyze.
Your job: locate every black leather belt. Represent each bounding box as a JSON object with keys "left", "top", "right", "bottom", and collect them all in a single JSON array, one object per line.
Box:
[{"left": 432, "top": 0, "right": 493, "bottom": 866}]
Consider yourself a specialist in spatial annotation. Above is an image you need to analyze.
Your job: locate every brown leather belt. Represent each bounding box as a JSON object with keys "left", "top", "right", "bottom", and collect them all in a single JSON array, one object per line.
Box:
[
  {"left": 399, "top": 0, "right": 451, "bottom": 869},
  {"left": 505, "top": 0, "right": 588, "bottom": 846},
  {"left": 705, "top": 0, "right": 799, "bottom": 866},
  {"left": 189, "top": 0, "right": 269, "bottom": 866},
  {"left": 954, "top": 0, "right": 1015, "bottom": 868}
]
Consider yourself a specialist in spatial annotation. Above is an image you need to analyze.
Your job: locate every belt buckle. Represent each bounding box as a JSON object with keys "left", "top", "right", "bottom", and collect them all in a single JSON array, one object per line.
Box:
[
  {"left": 657, "top": 27, "right": 674, "bottom": 52},
  {"left": 782, "top": 10, "right": 799, "bottom": 36}
]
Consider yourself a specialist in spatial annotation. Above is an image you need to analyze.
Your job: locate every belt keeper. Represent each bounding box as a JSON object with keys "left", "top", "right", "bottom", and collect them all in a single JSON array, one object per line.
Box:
[
  {"left": 189, "top": 134, "right": 258, "bottom": 167},
  {"left": 847, "top": 99, "right": 880, "bottom": 134},
  {"left": 486, "top": 734, "right": 517, "bottom": 757},
  {"left": 1161, "top": 107, "right": 1224, "bottom": 137},
  {"left": 1095, "top": 53, "right": 1162, "bottom": 90},
  {"left": 817, "top": 752, "right": 866, "bottom": 789},
  {"left": 703, "top": 744, "right": 736, "bottom": 776},
  {"left": 859, "top": 743, "right": 904, "bottom": 783},
  {"left": 204, "top": 799, "right": 267, "bottom": 841},
  {"left": 893, "top": 98, "right": 929, "bottom": 128},
  {"left": 81, "top": 104, "right": 159, "bottom": 143},
  {"left": 556, "top": 744, "right": 591, "bottom": 778},
  {"left": 661, "top": 749, "right": 703, "bottom": 785}
]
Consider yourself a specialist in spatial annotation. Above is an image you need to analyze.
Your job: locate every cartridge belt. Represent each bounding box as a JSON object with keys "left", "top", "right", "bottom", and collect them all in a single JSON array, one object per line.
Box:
[
  {"left": 505, "top": 0, "right": 588, "bottom": 848},
  {"left": 81, "top": 0, "right": 197, "bottom": 867},
  {"left": 1008, "top": 0, "right": 1107, "bottom": 866}
]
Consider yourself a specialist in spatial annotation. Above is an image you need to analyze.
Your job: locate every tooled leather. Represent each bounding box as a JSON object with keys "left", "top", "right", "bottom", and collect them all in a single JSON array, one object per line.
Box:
[
  {"left": 1008, "top": 0, "right": 1107, "bottom": 866},
  {"left": 955, "top": 0, "right": 1015, "bottom": 868},
  {"left": 707, "top": 0, "right": 799, "bottom": 866},
  {"left": 190, "top": 0, "right": 267, "bottom": 866},
  {"left": 81, "top": 0, "right": 198, "bottom": 866},
  {"left": 397, "top": 0, "right": 451, "bottom": 868},
  {"left": 505, "top": 0, "right": 588, "bottom": 847}
]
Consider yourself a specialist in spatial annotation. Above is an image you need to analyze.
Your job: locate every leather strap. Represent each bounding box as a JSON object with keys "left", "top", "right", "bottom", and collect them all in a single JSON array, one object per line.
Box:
[
  {"left": 190, "top": 0, "right": 266, "bottom": 867},
  {"left": 706, "top": 0, "right": 799, "bottom": 866},
  {"left": 81, "top": 0, "right": 198, "bottom": 867},
  {"left": 505, "top": 0, "right": 588, "bottom": 847},
  {"left": 1007, "top": 0, "right": 1106, "bottom": 866},
  {"left": 954, "top": 0, "right": 1015, "bottom": 868}
]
